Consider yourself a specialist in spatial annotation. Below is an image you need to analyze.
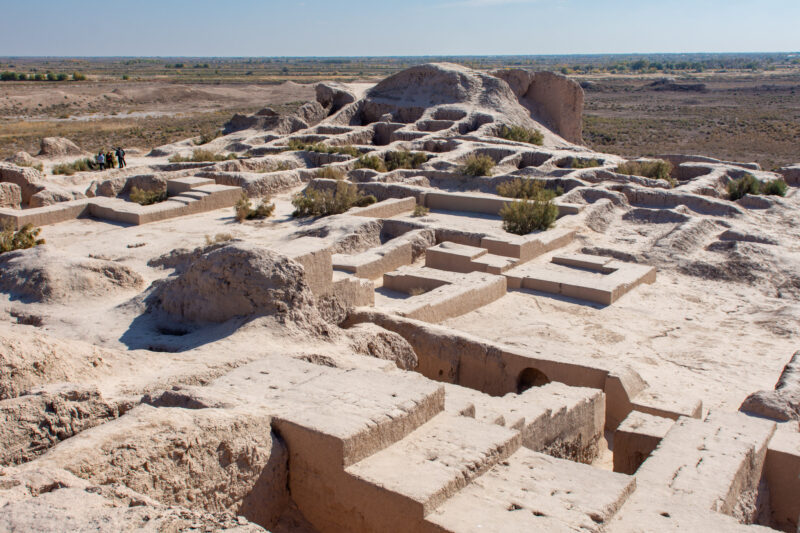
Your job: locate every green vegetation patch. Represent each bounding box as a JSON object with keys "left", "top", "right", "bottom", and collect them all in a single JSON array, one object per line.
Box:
[
  {"left": 498, "top": 125, "right": 544, "bottom": 146},
  {"left": 169, "top": 149, "right": 237, "bottom": 163},
  {"left": 728, "top": 174, "right": 787, "bottom": 200},
  {"left": 461, "top": 154, "right": 495, "bottom": 177},
  {"left": 1, "top": 223, "right": 45, "bottom": 254},
  {"left": 292, "top": 181, "right": 376, "bottom": 218},
  {"left": 234, "top": 192, "right": 275, "bottom": 221}
]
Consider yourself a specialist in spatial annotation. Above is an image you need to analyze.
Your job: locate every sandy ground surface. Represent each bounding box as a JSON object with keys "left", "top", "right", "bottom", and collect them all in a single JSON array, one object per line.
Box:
[{"left": 0, "top": 81, "right": 316, "bottom": 119}]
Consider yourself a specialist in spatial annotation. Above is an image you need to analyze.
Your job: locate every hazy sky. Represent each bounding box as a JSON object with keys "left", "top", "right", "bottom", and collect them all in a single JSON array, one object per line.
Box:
[{"left": 1, "top": 0, "right": 798, "bottom": 56}]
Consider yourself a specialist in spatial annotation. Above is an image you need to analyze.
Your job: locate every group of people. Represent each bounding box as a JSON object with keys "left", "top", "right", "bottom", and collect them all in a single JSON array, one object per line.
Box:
[{"left": 96, "top": 147, "right": 126, "bottom": 170}]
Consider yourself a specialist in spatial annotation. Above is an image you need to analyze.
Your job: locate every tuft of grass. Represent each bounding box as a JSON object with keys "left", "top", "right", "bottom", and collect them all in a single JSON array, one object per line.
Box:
[
  {"left": 409, "top": 287, "right": 427, "bottom": 296},
  {"left": 412, "top": 204, "right": 430, "bottom": 217},
  {"left": 616, "top": 159, "right": 674, "bottom": 185},
  {"left": 234, "top": 192, "right": 275, "bottom": 222},
  {"left": 316, "top": 166, "right": 346, "bottom": 180},
  {"left": 498, "top": 125, "right": 544, "bottom": 145},
  {"left": 205, "top": 233, "right": 233, "bottom": 245},
  {"left": 16, "top": 160, "right": 44, "bottom": 171},
  {"left": 287, "top": 140, "right": 359, "bottom": 157},
  {"left": 52, "top": 158, "right": 93, "bottom": 175},
  {"left": 761, "top": 178, "right": 787, "bottom": 197},
  {"left": 461, "top": 154, "right": 495, "bottom": 177},
  {"left": 354, "top": 154, "right": 387, "bottom": 172},
  {"left": 384, "top": 150, "right": 428, "bottom": 171},
  {"left": 728, "top": 174, "right": 787, "bottom": 200},
  {"left": 129, "top": 186, "right": 167, "bottom": 205},
  {"left": 568, "top": 157, "right": 601, "bottom": 169},
  {"left": 169, "top": 149, "right": 237, "bottom": 163},
  {"left": 292, "top": 180, "right": 376, "bottom": 218},
  {"left": 496, "top": 178, "right": 562, "bottom": 200},
  {"left": 1, "top": 223, "right": 45, "bottom": 254},
  {"left": 500, "top": 183, "right": 559, "bottom": 235}
]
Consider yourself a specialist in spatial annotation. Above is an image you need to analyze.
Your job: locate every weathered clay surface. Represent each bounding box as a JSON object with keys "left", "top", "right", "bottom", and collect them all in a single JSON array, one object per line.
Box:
[{"left": 0, "top": 246, "right": 145, "bottom": 303}]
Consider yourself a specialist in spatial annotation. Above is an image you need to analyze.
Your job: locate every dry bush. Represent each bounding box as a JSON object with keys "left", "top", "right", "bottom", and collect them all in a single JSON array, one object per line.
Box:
[
  {"left": 616, "top": 159, "right": 674, "bottom": 185},
  {"left": 287, "top": 140, "right": 359, "bottom": 157},
  {"left": 498, "top": 125, "right": 544, "bottom": 145},
  {"left": 385, "top": 150, "right": 428, "bottom": 171},
  {"left": 354, "top": 154, "right": 387, "bottom": 172},
  {"left": 412, "top": 204, "right": 430, "bottom": 217},
  {"left": 130, "top": 186, "right": 167, "bottom": 205},
  {"left": 500, "top": 184, "right": 558, "bottom": 235},
  {"left": 169, "top": 149, "right": 237, "bottom": 163},
  {"left": 409, "top": 287, "right": 427, "bottom": 296},
  {"left": 461, "top": 154, "right": 495, "bottom": 176},
  {"left": 292, "top": 181, "right": 376, "bottom": 218},
  {"left": 234, "top": 192, "right": 275, "bottom": 222},
  {"left": 761, "top": 178, "right": 788, "bottom": 196},
  {"left": 316, "top": 166, "right": 346, "bottom": 180},
  {"left": 205, "top": 233, "right": 233, "bottom": 245},
  {"left": 728, "top": 174, "right": 787, "bottom": 200},
  {"left": 496, "top": 179, "right": 561, "bottom": 200},
  {"left": 1, "top": 223, "right": 45, "bottom": 254},
  {"left": 52, "top": 158, "right": 93, "bottom": 175},
  {"left": 567, "top": 157, "right": 601, "bottom": 169}
]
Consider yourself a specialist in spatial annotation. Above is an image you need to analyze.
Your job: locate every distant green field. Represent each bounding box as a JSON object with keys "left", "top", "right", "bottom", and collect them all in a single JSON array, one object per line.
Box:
[{"left": 1, "top": 53, "right": 797, "bottom": 83}]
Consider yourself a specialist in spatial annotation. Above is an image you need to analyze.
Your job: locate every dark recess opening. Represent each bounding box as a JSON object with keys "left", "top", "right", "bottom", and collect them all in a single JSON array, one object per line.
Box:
[{"left": 517, "top": 367, "right": 550, "bottom": 393}]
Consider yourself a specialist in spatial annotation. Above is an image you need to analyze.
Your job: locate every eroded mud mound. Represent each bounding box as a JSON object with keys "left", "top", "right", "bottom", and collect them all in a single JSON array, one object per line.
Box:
[
  {"left": 149, "top": 242, "right": 318, "bottom": 324},
  {"left": 0, "top": 247, "right": 144, "bottom": 303}
]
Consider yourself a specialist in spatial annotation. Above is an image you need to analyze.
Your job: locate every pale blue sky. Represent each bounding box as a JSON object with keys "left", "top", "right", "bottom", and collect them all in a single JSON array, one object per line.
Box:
[{"left": 1, "top": 0, "right": 798, "bottom": 56}]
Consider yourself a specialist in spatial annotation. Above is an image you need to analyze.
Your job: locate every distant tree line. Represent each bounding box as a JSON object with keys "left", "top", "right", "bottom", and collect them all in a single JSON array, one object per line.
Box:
[{"left": 0, "top": 71, "right": 86, "bottom": 81}]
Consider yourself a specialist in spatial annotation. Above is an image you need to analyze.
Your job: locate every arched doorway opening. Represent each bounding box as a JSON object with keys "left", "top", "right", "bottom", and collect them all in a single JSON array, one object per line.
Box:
[{"left": 517, "top": 367, "right": 550, "bottom": 393}]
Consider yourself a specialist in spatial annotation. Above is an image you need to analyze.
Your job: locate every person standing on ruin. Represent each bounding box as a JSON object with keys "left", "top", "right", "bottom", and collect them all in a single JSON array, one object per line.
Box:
[
  {"left": 116, "top": 147, "right": 126, "bottom": 168},
  {"left": 97, "top": 151, "right": 105, "bottom": 171}
]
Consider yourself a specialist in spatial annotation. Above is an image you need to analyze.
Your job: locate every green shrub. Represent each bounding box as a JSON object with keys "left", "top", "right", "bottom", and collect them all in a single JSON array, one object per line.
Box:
[
  {"left": 130, "top": 186, "right": 167, "bottom": 205},
  {"left": 727, "top": 174, "right": 787, "bottom": 200},
  {"left": 1, "top": 223, "right": 45, "bottom": 254},
  {"left": 292, "top": 181, "right": 376, "bottom": 218},
  {"left": 498, "top": 125, "right": 544, "bottom": 145},
  {"left": 71, "top": 72, "right": 86, "bottom": 81},
  {"left": 461, "top": 154, "right": 495, "bottom": 176},
  {"left": 762, "top": 178, "right": 788, "bottom": 197},
  {"left": 169, "top": 149, "right": 237, "bottom": 163},
  {"left": 412, "top": 204, "right": 430, "bottom": 217},
  {"left": 354, "top": 154, "right": 387, "bottom": 172},
  {"left": 568, "top": 157, "right": 601, "bottom": 169},
  {"left": 616, "top": 159, "right": 674, "bottom": 184},
  {"left": 316, "top": 166, "right": 346, "bottom": 180},
  {"left": 287, "top": 140, "right": 359, "bottom": 157},
  {"left": 385, "top": 150, "right": 428, "bottom": 171},
  {"left": 234, "top": 192, "right": 275, "bottom": 221},
  {"left": 728, "top": 173, "right": 761, "bottom": 200},
  {"left": 496, "top": 179, "right": 561, "bottom": 200},
  {"left": 52, "top": 158, "right": 93, "bottom": 175},
  {"left": 499, "top": 183, "right": 559, "bottom": 235}
]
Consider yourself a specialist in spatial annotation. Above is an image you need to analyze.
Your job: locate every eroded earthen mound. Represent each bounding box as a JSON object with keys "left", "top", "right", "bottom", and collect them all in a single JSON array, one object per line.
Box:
[
  {"left": 37, "top": 137, "right": 84, "bottom": 157},
  {"left": 150, "top": 242, "right": 318, "bottom": 324},
  {"left": 347, "top": 323, "right": 419, "bottom": 370},
  {"left": 0, "top": 247, "right": 145, "bottom": 303}
]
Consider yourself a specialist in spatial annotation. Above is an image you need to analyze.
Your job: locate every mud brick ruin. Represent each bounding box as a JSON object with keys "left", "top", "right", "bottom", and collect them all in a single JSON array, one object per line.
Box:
[{"left": 1, "top": 63, "right": 799, "bottom": 532}]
